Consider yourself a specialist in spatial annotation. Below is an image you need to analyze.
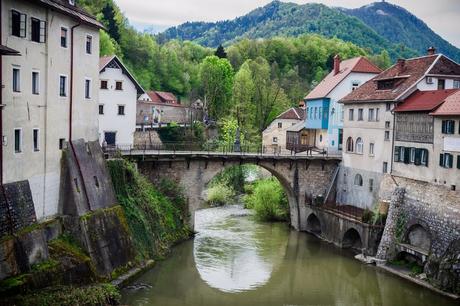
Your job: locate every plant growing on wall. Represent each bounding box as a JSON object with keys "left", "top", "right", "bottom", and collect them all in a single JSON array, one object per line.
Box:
[{"left": 395, "top": 212, "right": 408, "bottom": 242}]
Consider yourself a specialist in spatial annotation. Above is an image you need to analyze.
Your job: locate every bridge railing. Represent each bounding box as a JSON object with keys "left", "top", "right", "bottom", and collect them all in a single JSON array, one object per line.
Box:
[{"left": 102, "top": 142, "right": 342, "bottom": 158}]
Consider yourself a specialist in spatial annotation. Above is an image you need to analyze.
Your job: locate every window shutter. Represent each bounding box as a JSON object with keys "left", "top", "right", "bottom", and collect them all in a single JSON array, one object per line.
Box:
[
  {"left": 404, "top": 147, "right": 410, "bottom": 164},
  {"left": 440, "top": 154, "right": 444, "bottom": 167},
  {"left": 457, "top": 156, "right": 460, "bottom": 169},
  {"left": 424, "top": 150, "right": 429, "bottom": 167},
  {"left": 452, "top": 121, "right": 456, "bottom": 135},
  {"left": 414, "top": 149, "right": 421, "bottom": 165},
  {"left": 394, "top": 146, "right": 400, "bottom": 162},
  {"left": 40, "top": 20, "right": 46, "bottom": 43},
  {"left": 448, "top": 154, "right": 454, "bottom": 168},
  {"left": 442, "top": 121, "right": 446, "bottom": 134},
  {"left": 20, "top": 13, "right": 26, "bottom": 38}
]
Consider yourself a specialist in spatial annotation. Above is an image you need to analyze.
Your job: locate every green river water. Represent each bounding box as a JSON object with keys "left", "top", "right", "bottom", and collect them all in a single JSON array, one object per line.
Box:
[{"left": 121, "top": 205, "right": 456, "bottom": 306}]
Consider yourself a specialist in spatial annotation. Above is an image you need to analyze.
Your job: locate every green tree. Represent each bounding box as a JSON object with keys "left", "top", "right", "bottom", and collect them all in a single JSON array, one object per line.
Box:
[
  {"left": 232, "top": 62, "right": 255, "bottom": 135},
  {"left": 215, "top": 45, "right": 227, "bottom": 58},
  {"left": 200, "top": 56, "right": 234, "bottom": 119},
  {"left": 99, "top": 30, "right": 118, "bottom": 57}
]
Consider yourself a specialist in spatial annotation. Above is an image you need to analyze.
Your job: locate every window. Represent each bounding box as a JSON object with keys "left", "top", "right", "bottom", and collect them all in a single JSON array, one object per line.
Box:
[
  {"left": 13, "top": 68, "right": 20, "bottom": 92},
  {"left": 410, "top": 147, "right": 416, "bottom": 163},
  {"left": 375, "top": 108, "right": 380, "bottom": 121},
  {"left": 349, "top": 109, "right": 354, "bottom": 121},
  {"left": 352, "top": 81, "right": 360, "bottom": 91},
  {"left": 32, "top": 71, "right": 39, "bottom": 95},
  {"left": 314, "top": 107, "right": 318, "bottom": 119},
  {"left": 85, "top": 79, "right": 91, "bottom": 99},
  {"left": 386, "top": 103, "right": 391, "bottom": 111},
  {"left": 278, "top": 122, "right": 282, "bottom": 129},
  {"left": 369, "top": 143, "right": 375, "bottom": 155},
  {"left": 60, "top": 27, "right": 68, "bottom": 48},
  {"left": 384, "top": 131, "right": 390, "bottom": 141},
  {"left": 420, "top": 149, "right": 429, "bottom": 167},
  {"left": 99, "top": 104, "right": 104, "bottom": 115},
  {"left": 368, "top": 109, "right": 375, "bottom": 121},
  {"left": 385, "top": 121, "right": 391, "bottom": 129},
  {"left": 394, "top": 146, "right": 401, "bottom": 162},
  {"left": 118, "top": 105, "right": 125, "bottom": 115},
  {"left": 14, "top": 129, "right": 22, "bottom": 153},
  {"left": 440, "top": 153, "right": 454, "bottom": 168},
  {"left": 377, "top": 79, "right": 395, "bottom": 90},
  {"left": 319, "top": 134, "right": 323, "bottom": 142},
  {"left": 31, "top": 18, "right": 46, "bottom": 43},
  {"left": 354, "top": 174, "right": 363, "bottom": 187},
  {"left": 59, "top": 138, "right": 66, "bottom": 150},
  {"left": 59, "top": 75, "right": 67, "bottom": 97},
  {"left": 273, "top": 137, "right": 278, "bottom": 143},
  {"left": 454, "top": 80, "right": 460, "bottom": 89},
  {"left": 438, "top": 79, "right": 445, "bottom": 90},
  {"left": 383, "top": 162, "right": 388, "bottom": 173},
  {"left": 358, "top": 109, "right": 363, "bottom": 121},
  {"left": 115, "top": 81, "right": 123, "bottom": 91},
  {"left": 355, "top": 137, "right": 363, "bottom": 154},
  {"left": 33, "top": 129, "right": 39, "bottom": 152},
  {"left": 11, "top": 10, "right": 26, "bottom": 38},
  {"left": 426, "top": 77, "right": 434, "bottom": 84},
  {"left": 86, "top": 35, "right": 92, "bottom": 54},
  {"left": 441, "top": 120, "right": 455, "bottom": 134},
  {"left": 100, "top": 80, "right": 108, "bottom": 90},
  {"left": 346, "top": 137, "right": 354, "bottom": 152},
  {"left": 457, "top": 156, "right": 460, "bottom": 169},
  {"left": 369, "top": 179, "right": 374, "bottom": 192},
  {"left": 340, "top": 110, "right": 344, "bottom": 122}
]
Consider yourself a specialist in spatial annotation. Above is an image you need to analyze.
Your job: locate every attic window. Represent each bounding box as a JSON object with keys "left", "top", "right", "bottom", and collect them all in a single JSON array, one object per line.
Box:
[{"left": 377, "top": 79, "right": 395, "bottom": 90}]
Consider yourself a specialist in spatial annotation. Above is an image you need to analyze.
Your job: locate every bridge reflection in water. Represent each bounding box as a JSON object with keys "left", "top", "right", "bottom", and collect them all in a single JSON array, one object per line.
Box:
[{"left": 121, "top": 205, "right": 456, "bottom": 306}]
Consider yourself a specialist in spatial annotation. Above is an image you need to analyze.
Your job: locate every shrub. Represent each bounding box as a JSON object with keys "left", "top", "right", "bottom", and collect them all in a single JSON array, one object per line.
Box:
[
  {"left": 244, "top": 178, "right": 289, "bottom": 222},
  {"left": 206, "top": 183, "right": 235, "bottom": 206}
]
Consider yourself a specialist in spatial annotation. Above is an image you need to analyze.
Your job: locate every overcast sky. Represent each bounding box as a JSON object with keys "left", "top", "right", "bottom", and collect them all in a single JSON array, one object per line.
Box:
[{"left": 113, "top": 0, "right": 460, "bottom": 48}]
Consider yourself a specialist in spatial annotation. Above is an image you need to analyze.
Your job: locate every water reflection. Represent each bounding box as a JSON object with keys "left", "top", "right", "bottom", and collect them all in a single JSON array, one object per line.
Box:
[
  {"left": 193, "top": 205, "right": 287, "bottom": 292},
  {"left": 121, "top": 205, "right": 457, "bottom": 306}
]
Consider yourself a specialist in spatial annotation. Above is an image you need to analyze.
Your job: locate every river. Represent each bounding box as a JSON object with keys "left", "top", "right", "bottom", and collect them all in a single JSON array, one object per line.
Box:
[{"left": 121, "top": 205, "right": 456, "bottom": 306}]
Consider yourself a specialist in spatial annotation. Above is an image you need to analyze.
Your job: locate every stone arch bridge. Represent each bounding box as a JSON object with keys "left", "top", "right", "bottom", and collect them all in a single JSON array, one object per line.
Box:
[{"left": 120, "top": 150, "right": 341, "bottom": 230}]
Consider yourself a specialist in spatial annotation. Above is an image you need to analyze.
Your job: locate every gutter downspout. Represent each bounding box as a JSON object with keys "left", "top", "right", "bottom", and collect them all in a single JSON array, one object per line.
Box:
[{"left": 69, "top": 24, "right": 91, "bottom": 211}]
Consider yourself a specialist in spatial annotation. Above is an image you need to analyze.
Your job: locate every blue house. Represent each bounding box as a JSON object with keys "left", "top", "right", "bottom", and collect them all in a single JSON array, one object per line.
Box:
[{"left": 304, "top": 56, "right": 382, "bottom": 153}]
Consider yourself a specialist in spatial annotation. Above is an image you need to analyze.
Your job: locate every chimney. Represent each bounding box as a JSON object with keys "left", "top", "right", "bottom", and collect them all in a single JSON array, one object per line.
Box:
[
  {"left": 334, "top": 55, "right": 341, "bottom": 75},
  {"left": 397, "top": 59, "right": 406, "bottom": 74},
  {"left": 427, "top": 46, "right": 436, "bottom": 55}
]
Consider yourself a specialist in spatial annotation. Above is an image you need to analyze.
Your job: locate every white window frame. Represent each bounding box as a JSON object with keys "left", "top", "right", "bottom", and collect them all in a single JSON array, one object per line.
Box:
[
  {"left": 59, "top": 74, "right": 68, "bottom": 98},
  {"left": 84, "top": 77, "right": 92, "bottom": 100},
  {"left": 369, "top": 143, "right": 375, "bottom": 156},
  {"left": 272, "top": 137, "right": 278, "bottom": 144},
  {"left": 14, "top": 128, "right": 23, "bottom": 154},
  {"left": 60, "top": 26, "right": 69, "bottom": 48},
  {"left": 118, "top": 104, "right": 126, "bottom": 116},
  {"left": 85, "top": 34, "right": 93, "bottom": 55},
  {"left": 100, "top": 79, "right": 108, "bottom": 90},
  {"left": 11, "top": 9, "right": 27, "bottom": 38},
  {"left": 32, "top": 70, "right": 40, "bottom": 95},
  {"left": 454, "top": 80, "right": 460, "bottom": 89},
  {"left": 358, "top": 108, "right": 364, "bottom": 121},
  {"left": 115, "top": 80, "right": 123, "bottom": 91},
  {"left": 12, "top": 66, "right": 21, "bottom": 93},
  {"left": 32, "top": 128, "right": 40, "bottom": 152},
  {"left": 368, "top": 108, "right": 375, "bottom": 121},
  {"left": 355, "top": 137, "right": 364, "bottom": 154},
  {"left": 351, "top": 81, "right": 360, "bottom": 91},
  {"left": 30, "top": 16, "right": 46, "bottom": 43}
]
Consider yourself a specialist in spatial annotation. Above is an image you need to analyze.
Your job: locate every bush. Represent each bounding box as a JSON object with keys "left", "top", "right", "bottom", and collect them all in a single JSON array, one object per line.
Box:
[
  {"left": 206, "top": 183, "right": 235, "bottom": 206},
  {"left": 244, "top": 178, "right": 289, "bottom": 222}
]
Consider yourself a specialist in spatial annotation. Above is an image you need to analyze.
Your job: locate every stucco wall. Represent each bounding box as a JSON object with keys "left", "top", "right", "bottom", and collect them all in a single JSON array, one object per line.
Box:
[
  {"left": 262, "top": 118, "right": 300, "bottom": 153},
  {"left": 2, "top": 0, "right": 99, "bottom": 220}
]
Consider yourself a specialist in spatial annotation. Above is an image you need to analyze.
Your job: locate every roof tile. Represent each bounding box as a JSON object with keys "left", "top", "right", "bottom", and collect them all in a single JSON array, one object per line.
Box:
[
  {"left": 394, "top": 89, "right": 459, "bottom": 112},
  {"left": 430, "top": 91, "right": 460, "bottom": 116}
]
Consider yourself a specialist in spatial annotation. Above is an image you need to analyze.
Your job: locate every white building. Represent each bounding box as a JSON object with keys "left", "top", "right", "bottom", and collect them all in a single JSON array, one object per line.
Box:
[
  {"left": 1, "top": 0, "right": 102, "bottom": 219},
  {"left": 99, "top": 56, "right": 145, "bottom": 147},
  {"left": 338, "top": 50, "right": 460, "bottom": 209}
]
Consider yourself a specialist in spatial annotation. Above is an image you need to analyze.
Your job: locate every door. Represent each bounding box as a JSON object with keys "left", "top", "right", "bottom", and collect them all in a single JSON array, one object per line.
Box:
[{"left": 104, "top": 132, "right": 116, "bottom": 146}]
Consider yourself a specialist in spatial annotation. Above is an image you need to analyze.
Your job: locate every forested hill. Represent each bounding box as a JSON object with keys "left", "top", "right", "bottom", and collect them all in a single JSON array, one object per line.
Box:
[
  {"left": 341, "top": 2, "right": 460, "bottom": 62},
  {"left": 161, "top": 1, "right": 460, "bottom": 61}
]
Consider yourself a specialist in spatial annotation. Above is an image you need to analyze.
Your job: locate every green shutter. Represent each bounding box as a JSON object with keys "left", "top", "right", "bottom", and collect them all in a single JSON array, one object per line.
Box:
[
  {"left": 414, "top": 149, "right": 421, "bottom": 166},
  {"left": 424, "top": 150, "right": 429, "bottom": 167},
  {"left": 457, "top": 156, "right": 460, "bottom": 169},
  {"left": 394, "top": 146, "right": 400, "bottom": 162},
  {"left": 448, "top": 154, "right": 454, "bottom": 168},
  {"left": 452, "top": 121, "right": 456, "bottom": 134},
  {"left": 404, "top": 147, "right": 410, "bottom": 164},
  {"left": 440, "top": 154, "right": 444, "bottom": 167},
  {"left": 442, "top": 121, "right": 447, "bottom": 134}
]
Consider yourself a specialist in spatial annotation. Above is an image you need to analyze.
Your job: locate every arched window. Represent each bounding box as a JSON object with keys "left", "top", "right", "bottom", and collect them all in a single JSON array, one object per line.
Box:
[
  {"left": 356, "top": 137, "right": 364, "bottom": 154},
  {"left": 354, "top": 174, "right": 363, "bottom": 186},
  {"left": 346, "top": 137, "right": 354, "bottom": 152}
]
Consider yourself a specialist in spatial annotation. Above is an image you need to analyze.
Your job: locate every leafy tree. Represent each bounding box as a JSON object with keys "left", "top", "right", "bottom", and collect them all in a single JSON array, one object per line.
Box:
[
  {"left": 200, "top": 56, "right": 234, "bottom": 119},
  {"left": 99, "top": 30, "right": 118, "bottom": 57},
  {"left": 102, "top": 3, "right": 121, "bottom": 42},
  {"left": 215, "top": 45, "right": 227, "bottom": 58},
  {"left": 232, "top": 63, "right": 255, "bottom": 135}
]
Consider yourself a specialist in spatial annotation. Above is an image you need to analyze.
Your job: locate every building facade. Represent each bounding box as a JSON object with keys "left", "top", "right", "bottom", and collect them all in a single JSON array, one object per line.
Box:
[
  {"left": 304, "top": 56, "right": 381, "bottom": 153},
  {"left": 338, "top": 51, "right": 460, "bottom": 209},
  {"left": 1, "top": 0, "right": 102, "bottom": 219},
  {"left": 262, "top": 107, "right": 305, "bottom": 154},
  {"left": 99, "top": 56, "right": 145, "bottom": 147}
]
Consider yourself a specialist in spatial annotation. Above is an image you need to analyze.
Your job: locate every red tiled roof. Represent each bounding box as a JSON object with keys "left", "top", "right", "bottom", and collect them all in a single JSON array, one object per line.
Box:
[
  {"left": 277, "top": 107, "right": 306, "bottom": 120},
  {"left": 341, "top": 55, "right": 460, "bottom": 103},
  {"left": 146, "top": 91, "right": 178, "bottom": 104},
  {"left": 430, "top": 90, "right": 460, "bottom": 116},
  {"left": 99, "top": 55, "right": 115, "bottom": 70},
  {"left": 394, "top": 89, "right": 459, "bottom": 112},
  {"left": 305, "top": 57, "right": 381, "bottom": 100}
]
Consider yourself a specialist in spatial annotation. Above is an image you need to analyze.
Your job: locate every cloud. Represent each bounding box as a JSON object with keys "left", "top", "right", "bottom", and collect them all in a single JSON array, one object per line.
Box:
[{"left": 114, "top": 0, "right": 460, "bottom": 47}]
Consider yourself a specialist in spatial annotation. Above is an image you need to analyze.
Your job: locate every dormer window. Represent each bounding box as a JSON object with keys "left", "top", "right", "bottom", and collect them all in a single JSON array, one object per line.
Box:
[
  {"left": 352, "top": 81, "right": 360, "bottom": 91},
  {"left": 377, "top": 79, "right": 395, "bottom": 90}
]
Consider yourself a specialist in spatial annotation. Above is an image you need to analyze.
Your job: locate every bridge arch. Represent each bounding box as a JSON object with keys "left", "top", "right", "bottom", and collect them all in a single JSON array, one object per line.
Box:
[
  {"left": 342, "top": 228, "right": 363, "bottom": 250},
  {"left": 306, "top": 213, "right": 322, "bottom": 236}
]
